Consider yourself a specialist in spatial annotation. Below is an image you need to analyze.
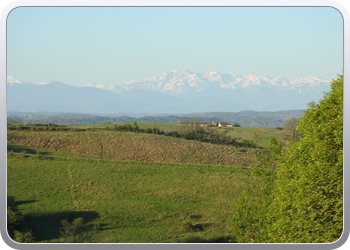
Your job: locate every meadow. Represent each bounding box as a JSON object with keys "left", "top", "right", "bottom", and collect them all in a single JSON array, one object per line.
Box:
[{"left": 7, "top": 123, "right": 280, "bottom": 243}]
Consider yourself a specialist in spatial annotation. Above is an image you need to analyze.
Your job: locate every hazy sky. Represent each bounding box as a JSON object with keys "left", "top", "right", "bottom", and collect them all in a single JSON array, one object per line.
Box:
[{"left": 7, "top": 7, "right": 343, "bottom": 87}]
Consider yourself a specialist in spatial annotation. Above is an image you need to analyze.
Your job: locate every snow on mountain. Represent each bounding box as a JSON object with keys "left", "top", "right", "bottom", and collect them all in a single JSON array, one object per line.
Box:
[
  {"left": 123, "top": 68, "right": 203, "bottom": 94},
  {"left": 7, "top": 76, "right": 22, "bottom": 84},
  {"left": 7, "top": 69, "right": 331, "bottom": 99},
  {"left": 6, "top": 76, "right": 34, "bottom": 86},
  {"left": 85, "top": 82, "right": 109, "bottom": 90},
  {"left": 7, "top": 70, "right": 331, "bottom": 113},
  {"left": 8, "top": 70, "right": 330, "bottom": 97},
  {"left": 121, "top": 69, "right": 330, "bottom": 95},
  {"left": 85, "top": 82, "right": 126, "bottom": 94},
  {"left": 7, "top": 76, "right": 48, "bottom": 86}
]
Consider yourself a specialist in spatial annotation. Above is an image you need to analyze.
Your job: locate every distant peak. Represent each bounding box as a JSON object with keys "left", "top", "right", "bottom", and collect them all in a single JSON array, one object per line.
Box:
[
  {"left": 85, "top": 82, "right": 96, "bottom": 87},
  {"left": 85, "top": 82, "right": 107, "bottom": 89},
  {"left": 7, "top": 76, "right": 22, "bottom": 84},
  {"left": 38, "top": 82, "right": 49, "bottom": 85}
]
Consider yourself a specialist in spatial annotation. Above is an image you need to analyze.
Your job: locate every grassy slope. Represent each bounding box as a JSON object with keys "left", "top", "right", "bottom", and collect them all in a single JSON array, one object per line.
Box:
[
  {"left": 7, "top": 130, "right": 263, "bottom": 167},
  {"left": 7, "top": 145, "right": 265, "bottom": 243}
]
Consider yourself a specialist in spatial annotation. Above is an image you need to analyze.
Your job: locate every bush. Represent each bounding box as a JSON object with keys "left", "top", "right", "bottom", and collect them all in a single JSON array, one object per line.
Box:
[
  {"left": 181, "top": 218, "right": 196, "bottom": 233},
  {"left": 60, "top": 217, "right": 90, "bottom": 243},
  {"left": 13, "top": 230, "right": 35, "bottom": 243},
  {"left": 181, "top": 222, "right": 196, "bottom": 233},
  {"left": 20, "top": 150, "right": 27, "bottom": 158},
  {"left": 7, "top": 195, "right": 35, "bottom": 243}
]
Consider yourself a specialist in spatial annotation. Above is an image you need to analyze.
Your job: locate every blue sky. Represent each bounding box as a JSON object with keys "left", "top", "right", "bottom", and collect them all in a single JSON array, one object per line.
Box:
[{"left": 7, "top": 7, "right": 343, "bottom": 87}]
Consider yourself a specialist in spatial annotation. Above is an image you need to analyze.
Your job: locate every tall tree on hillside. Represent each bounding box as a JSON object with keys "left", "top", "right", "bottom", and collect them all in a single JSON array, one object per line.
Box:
[
  {"left": 282, "top": 117, "right": 299, "bottom": 141},
  {"left": 266, "top": 74, "right": 343, "bottom": 242},
  {"left": 251, "top": 129, "right": 262, "bottom": 147}
]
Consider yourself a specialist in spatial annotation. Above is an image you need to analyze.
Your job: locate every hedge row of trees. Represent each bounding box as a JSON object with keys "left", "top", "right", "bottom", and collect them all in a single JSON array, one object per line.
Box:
[
  {"left": 111, "top": 121, "right": 257, "bottom": 148},
  {"left": 7, "top": 119, "right": 256, "bottom": 148},
  {"left": 7, "top": 123, "right": 86, "bottom": 132}
]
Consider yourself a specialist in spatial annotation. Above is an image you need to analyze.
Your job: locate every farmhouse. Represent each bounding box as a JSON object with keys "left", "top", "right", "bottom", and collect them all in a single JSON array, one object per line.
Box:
[
  {"left": 199, "top": 122, "right": 212, "bottom": 127},
  {"left": 218, "top": 122, "right": 233, "bottom": 127},
  {"left": 177, "top": 121, "right": 235, "bottom": 127}
]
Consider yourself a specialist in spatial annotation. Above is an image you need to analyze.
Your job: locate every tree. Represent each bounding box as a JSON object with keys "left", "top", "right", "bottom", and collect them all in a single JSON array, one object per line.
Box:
[
  {"left": 60, "top": 217, "right": 87, "bottom": 243},
  {"left": 132, "top": 121, "right": 139, "bottom": 132},
  {"left": 265, "top": 74, "right": 343, "bottom": 243},
  {"left": 251, "top": 129, "right": 262, "bottom": 147},
  {"left": 280, "top": 117, "right": 299, "bottom": 142}
]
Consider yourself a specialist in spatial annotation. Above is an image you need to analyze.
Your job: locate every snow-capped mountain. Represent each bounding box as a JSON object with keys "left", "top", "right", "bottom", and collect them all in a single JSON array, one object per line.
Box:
[
  {"left": 6, "top": 69, "right": 331, "bottom": 114},
  {"left": 7, "top": 76, "right": 22, "bottom": 84},
  {"left": 7, "top": 76, "right": 48, "bottom": 86},
  {"left": 118, "top": 68, "right": 330, "bottom": 95},
  {"left": 85, "top": 82, "right": 125, "bottom": 94}
]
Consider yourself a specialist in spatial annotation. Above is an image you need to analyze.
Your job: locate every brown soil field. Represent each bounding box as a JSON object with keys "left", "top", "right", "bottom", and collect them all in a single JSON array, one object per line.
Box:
[{"left": 7, "top": 130, "right": 263, "bottom": 167}]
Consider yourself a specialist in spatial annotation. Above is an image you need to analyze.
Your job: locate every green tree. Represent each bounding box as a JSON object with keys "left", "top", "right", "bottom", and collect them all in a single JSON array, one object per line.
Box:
[
  {"left": 132, "top": 121, "right": 139, "bottom": 132},
  {"left": 279, "top": 117, "right": 299, "bottom": 142},
  {"left": 265, "top": 74, "right": 343, "bottom": 243},
  {"left": 251, "top": 129, "right": 262, "bottom": 147},
  {"left": 60, "top": 217, "right": 87, "bottom": 243}
]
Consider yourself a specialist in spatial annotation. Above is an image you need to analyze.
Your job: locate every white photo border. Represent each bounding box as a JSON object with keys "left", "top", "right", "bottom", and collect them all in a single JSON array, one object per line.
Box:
[{"left": 1, "top": 1, "right": 348, "bottom": 249}]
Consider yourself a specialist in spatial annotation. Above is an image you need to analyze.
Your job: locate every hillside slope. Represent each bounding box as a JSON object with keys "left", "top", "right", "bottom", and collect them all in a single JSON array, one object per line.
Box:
[{"left": 7, "top": 130, "right": 262, "bottom": 167}]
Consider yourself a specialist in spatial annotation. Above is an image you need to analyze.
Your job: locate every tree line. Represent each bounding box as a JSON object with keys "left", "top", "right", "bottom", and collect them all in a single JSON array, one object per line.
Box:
[
  {"left": 7, "top": 110, "right": 303, "bottom": 128},
  {"left": 7, "top": 120, "right": 258, "bottom": 148},
  {"left": 7, "top": 123, "right": 86, "bottom": 132},
  {"left": 111, "top": 121, "right": 257, "bottom": 148}
]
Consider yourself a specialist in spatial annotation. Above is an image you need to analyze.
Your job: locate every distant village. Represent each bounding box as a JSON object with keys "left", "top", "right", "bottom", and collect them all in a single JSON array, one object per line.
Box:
[{"left": 177, "top": 121, "right": 240, "bottom": 127}]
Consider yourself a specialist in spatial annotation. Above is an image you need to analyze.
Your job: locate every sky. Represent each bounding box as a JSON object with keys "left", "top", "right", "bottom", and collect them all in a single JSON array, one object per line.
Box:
[{"left": 7, "top": 7, "right": 343, "bottom": 87}]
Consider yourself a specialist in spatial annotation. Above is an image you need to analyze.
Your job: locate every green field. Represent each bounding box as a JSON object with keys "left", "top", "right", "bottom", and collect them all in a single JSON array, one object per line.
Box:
[
  {"left": 7, "top": 143, "right": 267, "bottom": 243},
  {"left": 7, "top": 123, "right": 279, "bottom": 243}
]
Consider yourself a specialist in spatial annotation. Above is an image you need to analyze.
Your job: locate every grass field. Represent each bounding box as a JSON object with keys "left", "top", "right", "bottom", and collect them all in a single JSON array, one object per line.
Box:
[
  {"left": 7, "top": 123, "right": 282, "bottom": 243},
  {"left": 7, "top": 143, "right": 266, "bottom": 243}
]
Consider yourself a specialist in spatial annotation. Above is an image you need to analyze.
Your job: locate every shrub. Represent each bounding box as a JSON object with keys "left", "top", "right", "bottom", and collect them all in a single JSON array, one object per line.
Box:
[
  {"left": 13, "top": 230, "right": 35, "bottom": 243},
  {"left": 7, "top": 195, "right": 35, "bottom": 243},
  {"left": 20, "top": 150, "right": 27, "bottom": 158},
  {"left": 181, "top": 221, "right": 196, "bottom": 233},
  {"left": 60, "top": 217, "right": 90, "bottom": 243}
]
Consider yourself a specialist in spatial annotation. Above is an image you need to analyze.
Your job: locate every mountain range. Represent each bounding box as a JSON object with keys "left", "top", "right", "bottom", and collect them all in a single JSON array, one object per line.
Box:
[{"left": 7, "top": 69, "right": 331, "bottom": 114}]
